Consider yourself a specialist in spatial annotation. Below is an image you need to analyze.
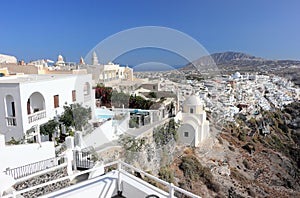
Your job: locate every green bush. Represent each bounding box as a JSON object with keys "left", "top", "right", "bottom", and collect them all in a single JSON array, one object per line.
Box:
[
  {"left": 159, "top": 167, "right": 175, "bottom": 183},
  {"left": 278, "top": 122, "right": 289, "bottom": 134},
  {"left": 238, "top": 133, "right": 246, "bottom": 142},
  {"left": 129, "top": 117, "right": 139, "bottom": 128},
  {"left": 148, "top": 92, "right": 157, "bottom": 98},
  {"left": 7, "top": 137, "right": 21, "bottom": 145},
  {"left": 179, "top": 155, "right": 219, "bottom": 192},
  {"left": 69, "top": 131, "right": 75, "bottom": 136},
  {"left": 153, "top": 118, "right": 179, "bottom": 146}
]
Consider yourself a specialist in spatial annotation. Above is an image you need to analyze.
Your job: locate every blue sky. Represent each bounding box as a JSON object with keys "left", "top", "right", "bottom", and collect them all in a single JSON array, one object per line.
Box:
[{"left": 0, "top": 0, "right": 299, "bottom": 64}]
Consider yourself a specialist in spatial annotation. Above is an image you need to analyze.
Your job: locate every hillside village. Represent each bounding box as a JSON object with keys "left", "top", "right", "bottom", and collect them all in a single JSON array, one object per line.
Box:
[{"left": 0, "top": 53, "right": 299, "bottom": 197}]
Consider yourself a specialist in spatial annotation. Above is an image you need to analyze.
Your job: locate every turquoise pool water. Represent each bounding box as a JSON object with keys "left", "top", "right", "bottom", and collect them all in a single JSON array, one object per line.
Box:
[
  {"left": 95, "top": 108, "right": 114, "bottom": 119},
  {"left": 96, "top": 115, "right": 113, "bottom": 119}
]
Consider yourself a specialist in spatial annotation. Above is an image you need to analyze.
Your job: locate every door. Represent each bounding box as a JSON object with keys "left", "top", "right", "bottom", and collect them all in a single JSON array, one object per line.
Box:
[
  {"left": 11, "top": 102, "right": 15, "bottom": 116},
  {"left": 27, "top": 99, "right": 31, "bottom": 114}
]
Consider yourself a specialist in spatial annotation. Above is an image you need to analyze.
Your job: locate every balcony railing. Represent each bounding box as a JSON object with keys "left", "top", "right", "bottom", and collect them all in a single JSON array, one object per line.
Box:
[
  {"left": 28, "top": 110, "right": 46, "bottom": 124},
  {"left": 3, "top": 160, "right": 201, "bottom": 198},
  {"left": 6, "top": 116, "right": 17, "bottom": 126},
  {"left": 3, "top": 156, "right": 65, "bottom": 179}
]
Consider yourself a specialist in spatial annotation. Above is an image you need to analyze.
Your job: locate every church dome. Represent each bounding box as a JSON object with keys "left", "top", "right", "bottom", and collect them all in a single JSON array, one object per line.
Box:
[
  {"left": 57, "top": 54, "right": 64, "bottom": 62},
  {"left": 233, "top": 72, "right": 241, "bottom": 79},
  {"left": 183, "top": 95, "right": 203, "bottom": 106}
]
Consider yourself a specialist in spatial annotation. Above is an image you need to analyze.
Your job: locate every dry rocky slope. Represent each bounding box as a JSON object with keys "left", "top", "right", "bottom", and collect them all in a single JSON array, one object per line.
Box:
[{"left": 158, "top": 102, "right": 300, "bottom": 197}]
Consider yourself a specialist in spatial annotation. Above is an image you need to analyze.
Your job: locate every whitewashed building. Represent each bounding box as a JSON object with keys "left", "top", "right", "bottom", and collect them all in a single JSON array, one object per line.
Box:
[
  {"left": 177, "top": 95, "right": 210, "bottom": 147},
  {"left": 0, "top": 74, "right": 94, "bottom": 141},
  {"left": 83, "top": 52, "right": 134, "bottom": 84}
]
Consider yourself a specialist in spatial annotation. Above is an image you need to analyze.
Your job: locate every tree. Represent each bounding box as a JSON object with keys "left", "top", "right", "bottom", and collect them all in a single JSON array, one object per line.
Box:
[
  {"left": 129, "top": 95, "right": 154, "bottom": 109},
  {"left": 153, "top": 118, "right": 179, "bottom": 146},
  {"left": 40, "top": 119, "right": 59, "bottom": 141},
  {"left": 111, "top": 91, "right": 130, "bottom": 108},
  {"left": 148, "top": 92, "right": 157, "bottom": 98},
  {"left": 59, "top": 105, "right": 73, "bottom": 128},
  {"left": 59, "top": 103, "right": 91, "bottom": 131}
]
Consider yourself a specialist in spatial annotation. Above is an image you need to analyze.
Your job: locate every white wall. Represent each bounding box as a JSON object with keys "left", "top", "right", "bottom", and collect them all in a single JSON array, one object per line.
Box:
[
  {"left": 0, "top": 141, "right": 55, "bottom": 172},
  {"left": 0, "top": 83, "right": 24, "bottom": 140},
  {"left": 20, "top": 74, "right": 94, "bottom": 131},
  {"left": 178, "top": 123, "right": 197, "bottom": 146},
  {"left": 0, "top": 74, "right": 95, "bottom": 141},
  {"left": 83, "top": 120, "right": 115, "bottom": 149},
  {"left": 116, "top": 113, "right": 130, "bottom": 134}
]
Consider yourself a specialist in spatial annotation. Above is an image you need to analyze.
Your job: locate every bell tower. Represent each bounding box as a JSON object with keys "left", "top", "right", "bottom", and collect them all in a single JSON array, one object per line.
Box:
[{"left": 92, "top": 51, "right": 99, "bottom": 65}]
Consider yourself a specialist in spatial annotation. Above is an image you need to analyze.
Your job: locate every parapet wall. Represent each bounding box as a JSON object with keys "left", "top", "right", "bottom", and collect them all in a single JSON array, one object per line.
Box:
[{"left": 14, "top": 165, "right": 69, "bottom": 198}]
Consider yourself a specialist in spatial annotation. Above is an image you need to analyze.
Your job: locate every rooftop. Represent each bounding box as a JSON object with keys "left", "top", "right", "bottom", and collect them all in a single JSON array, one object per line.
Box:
[
  {"left": 2, "top": 161, "right": 201, "bottom": 198},
  {"left": 184, "top": 95, "right": 204, "bottom": 106},
  {"left": 0, "top": 74, "right": 85, "bottom": 84}
]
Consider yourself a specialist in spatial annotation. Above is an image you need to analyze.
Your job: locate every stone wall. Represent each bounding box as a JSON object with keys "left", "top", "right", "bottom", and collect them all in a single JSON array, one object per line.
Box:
[
  {"left": 98, "top": 146, "right": 123, "bottom": 163},
  {"left": 0, "top": 64, "right": 39, "bottom": 74},
  {"left": 14, "top": 165, "right": 69, "bottom": 198}
]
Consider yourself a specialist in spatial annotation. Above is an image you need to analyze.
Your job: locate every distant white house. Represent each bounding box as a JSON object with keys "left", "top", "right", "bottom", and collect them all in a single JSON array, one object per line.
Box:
[
  {"left": 177, "top": 95, "right": 210, "bottom": 147},
  {"left": 0, "top": 74, "right": 95, "bottom": 142},
  {"left": 0, "top": 54, "right": 17, "bottom": 64},
  {"left": 83, "top": 52, "right": 134, "bottom": 84}
]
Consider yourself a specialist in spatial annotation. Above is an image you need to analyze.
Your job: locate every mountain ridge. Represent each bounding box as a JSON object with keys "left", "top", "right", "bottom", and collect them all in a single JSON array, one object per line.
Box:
[{"left": 182, "top": 51, "right": 300, "bottom": 70}]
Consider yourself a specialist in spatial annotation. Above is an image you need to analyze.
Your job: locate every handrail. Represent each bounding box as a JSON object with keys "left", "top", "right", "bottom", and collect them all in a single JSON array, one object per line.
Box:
[
  {"left": 119, "top": 160, "right": 201, "bottom": 198},
  {"left": 119, "top": 161, "right": 169, "bottom": 186},
  {"left": 3, "top": 156, "right": 64, "bottom": 179},
  {"left": 28, "top": 110, "right": 46, "bottom": 124},
  {"left": 6, "top": 160, "right": 201, "bottom": 198},
  {"left": 6, "top": 116, "right": 17, "bottom": 126}
]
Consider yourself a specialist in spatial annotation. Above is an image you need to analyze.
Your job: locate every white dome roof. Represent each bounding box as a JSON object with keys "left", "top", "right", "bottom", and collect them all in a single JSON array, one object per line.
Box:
[
  {"left": 233, "top": 72, "right": 241, "bottom": 79},
  {"left": 183, "top": 95, "right": 203, "bottom": 106},
  {"left": 57, "top": 54, "right": 64, "bottom": 62}
]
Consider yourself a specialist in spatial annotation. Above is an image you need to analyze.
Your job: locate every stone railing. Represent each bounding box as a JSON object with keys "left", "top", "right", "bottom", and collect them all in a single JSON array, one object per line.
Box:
[
  {"left": 13, "top": 165, "right": 69, "bottom": 198},
  {"left": 28, "top": 110, "right": 46, "bottom": 124},
  {"left": 6, "top": 116, "right": 17, "bottom": 126}
]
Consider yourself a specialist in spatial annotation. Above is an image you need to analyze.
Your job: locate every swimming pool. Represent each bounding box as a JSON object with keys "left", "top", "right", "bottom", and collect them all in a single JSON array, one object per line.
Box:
[
  {"left": 96, "top": 115, "right": 113, "bottom": 119},
  {"left": 95, "top": 108, "right": 114, "bottom": 119}
]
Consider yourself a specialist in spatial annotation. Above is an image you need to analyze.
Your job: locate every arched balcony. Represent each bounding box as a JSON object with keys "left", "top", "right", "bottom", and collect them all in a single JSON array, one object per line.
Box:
[
  {"left": 5, "top": 95, "right": 16, "bottom": 126},
  {"left": 27, "top": 92, "right": 46, "bottom": 124},
  {"left": 84, "top": 82, "right": 91, "bottom": 102}
]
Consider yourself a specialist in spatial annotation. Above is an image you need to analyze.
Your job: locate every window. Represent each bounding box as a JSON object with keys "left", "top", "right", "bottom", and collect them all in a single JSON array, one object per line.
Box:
[
  {"left": 184, "top": 132, "right": 189, "bottom": 137},
  {"left": 54, "top": 95, "right": 59, "bottom": 108},
  {"left": 11, "top": 102, "right": 15, "bottom": 116},
  {"left": 190, "top": 108, "right": 194, "bottom": 113},
  {"left": 153, "top": 85, "right": 156, "bottom": 90},
  {"left": 27, "top": 99, "right": 31, "bottom": 114},
  {"left": 84, "top": 82, "right": 90, "bottom": 95},
  {"left": 72, "top": 90, "right": 76, "bottom": 102}
]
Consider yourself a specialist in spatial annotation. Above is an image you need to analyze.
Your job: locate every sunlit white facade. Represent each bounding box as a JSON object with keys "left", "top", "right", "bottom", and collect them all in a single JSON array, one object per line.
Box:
[{"left": 0, "top": 74, "right": 94, "bottom": 141}]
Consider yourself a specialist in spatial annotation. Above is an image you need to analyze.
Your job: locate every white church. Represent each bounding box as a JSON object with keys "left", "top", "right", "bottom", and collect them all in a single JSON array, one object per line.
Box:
[{"left": 177, "top": 95, "right": 210, "bottom": 147}]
